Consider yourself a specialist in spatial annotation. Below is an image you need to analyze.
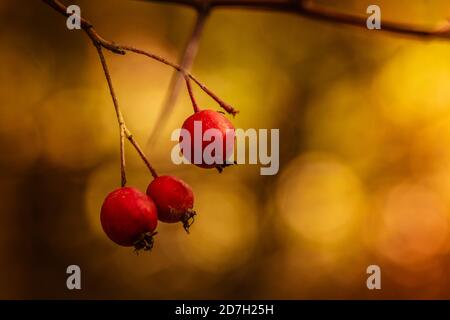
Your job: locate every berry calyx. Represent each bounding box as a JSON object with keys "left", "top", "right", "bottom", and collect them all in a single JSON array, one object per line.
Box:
[
  {"left": 100, "top": 187, "right": 158, "bottom": 252},
  {"left": 180, "top": 109, "right": 235, "bottom": 171},
  {"left": 146, "top": 175, "right": 196, "bottom": 233}
]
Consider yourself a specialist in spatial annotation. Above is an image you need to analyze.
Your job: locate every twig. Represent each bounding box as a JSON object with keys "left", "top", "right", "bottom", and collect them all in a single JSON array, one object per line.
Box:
[
  {"left": 124, "top": 127, "right": 159, "bottom": 178},
  {"left": 42, "top": 0, "right": 237, "bottom": 115},
  {"left": 185, "top": 75, "right": 200, "bottom": 113},
  {"left": 118, "top": 45, "right": 238, "bottom": 115},
  {"left": 42, "top": 0, "right": 125, "bottom": 54},
  {"left": 188, "top": 76, "right": 237, "bottom": 115},
  {"left": 96, "top": 44, "right": 158, "bottom": 180},
  {"left": 95, "top": 45, "right": 127, "bottom": 186},
  {"left": 147, "top": 10, "right": 209, "bottom": 147},
  {"left": 142, "top": 0, "right": 450, "bottom": 40}
]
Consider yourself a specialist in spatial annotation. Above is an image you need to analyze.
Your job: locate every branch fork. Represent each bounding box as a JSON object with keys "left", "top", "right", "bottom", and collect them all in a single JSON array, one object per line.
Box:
[{"left": 42, "top": 0, "right": 238, "bottom": 185}]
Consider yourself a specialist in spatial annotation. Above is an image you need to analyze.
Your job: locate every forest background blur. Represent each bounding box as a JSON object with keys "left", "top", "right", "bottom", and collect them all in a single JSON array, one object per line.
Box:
[{"left": 1, "top": 0, "right": 450, "bottom": 299}]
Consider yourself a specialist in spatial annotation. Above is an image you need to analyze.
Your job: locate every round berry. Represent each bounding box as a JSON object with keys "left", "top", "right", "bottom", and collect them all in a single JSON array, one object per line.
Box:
[
  {"left": 100, "top": 187, "right": 158, "bottom": 251},
  {"left": 180, "top": 109, "right": 235, "bottom": 170},
  {"left": 146, "top": 175, "right": 196, "bottom": 233}
]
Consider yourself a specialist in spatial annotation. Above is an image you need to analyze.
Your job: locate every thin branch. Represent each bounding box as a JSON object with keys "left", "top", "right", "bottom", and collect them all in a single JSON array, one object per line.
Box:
[
  {"left": 118, "top": 45, "right": 238, "bottom": 115},
  {"left": 95, "top": 45, "right": 127, "bottom": 186},
  {"left": 124, "top": 127, "right": 159, "bottom": 178},
  {"left": 96, "top": 45, "right": 158, "bottom": 180},
  {"left": 142, "top": 0, "right": 450, "bottom": 40},
  {"left": 42, "top": 0, "right": 125, "bottom": 54},
  {"left": 185, "top": 75, "right": 200, "bottom": 113},
  {"left": 297, "top": 1, "right": 450, "bottom": 40},
  {"left": 119, "top": 127, "right": 127, "bottom": 185},
  {"left": 188, "top": 75, "right": 237, "bottom": 115},
  {"left": 147, "top": 10, "right": 208, "bottom": 147},
  {"left": 42, "top": 0, "right": 237, "bottom": 115}
]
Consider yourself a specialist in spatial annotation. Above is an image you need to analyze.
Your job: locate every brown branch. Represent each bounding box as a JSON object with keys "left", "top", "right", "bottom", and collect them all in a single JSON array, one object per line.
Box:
[
  {"left": 147, "top": 10, "right": 208, "bottom": 148},
  {"left": 42, "top": 0, "right": 125, "bottom": 54},
  {"left": 96, "top": 45, "right": 159, "bottom": 179},
  {"left": 189, "top": 76, "right": 237, "bottom": 115},
  {"left": 124, "top": 127, "right": 159, "bottom": 178},
  {"left": 118, "top": 45, "right": 238, "bottom": 115},
  {"left": 95, "top": 45, "right": 128, "bottom": 186},
  {"left": 185, "top": 75, "right": 200, "bottom": 113},
  {"left": 42, "top": 0, "right": 237, "bottom": 115},
  {"left": 142, "top": 0, "right": 450, "bottom": 40}
]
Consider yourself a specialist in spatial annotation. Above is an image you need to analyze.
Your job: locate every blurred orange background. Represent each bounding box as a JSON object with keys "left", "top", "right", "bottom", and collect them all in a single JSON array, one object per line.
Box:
[{"left": 1, "top": 0, "right": 450, "bottom": 299}]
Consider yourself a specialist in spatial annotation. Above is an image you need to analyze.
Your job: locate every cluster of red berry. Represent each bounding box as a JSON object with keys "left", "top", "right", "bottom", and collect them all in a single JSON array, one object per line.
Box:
[{"left": 100, "top": 109, "right": 235, "bottom": 252}]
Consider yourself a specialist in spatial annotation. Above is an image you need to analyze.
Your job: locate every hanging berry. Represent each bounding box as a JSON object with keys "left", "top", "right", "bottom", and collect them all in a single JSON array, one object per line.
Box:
[
  {"left": 101, "top": 187, "right": 158, "bottom": 252},
  {"left": 146, "top": 175, "right": 196, "bottom": 233},
  {"left": 42, "top": 1, "right": 239, "bottom": 253},
  {"left": 181, "top": 109, "right": 235, "bottom": 172}
]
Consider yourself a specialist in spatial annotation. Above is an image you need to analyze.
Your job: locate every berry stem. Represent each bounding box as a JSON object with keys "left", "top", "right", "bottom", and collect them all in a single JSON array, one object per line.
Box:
[
  {"left": 41, "top": 0, "right": 238, "bottom": 116},
  {"left": 119, "top": 127, "right": 127, "bottom": 186},
  {"left": 119, "top": 45, "right": 237, "bottom": 115},
  {"left": 185, "top": 75, "right": 200, "bottom": 113},
  {"left": 147, "top": 10, "right": 209, "bottom": 146},
  {"left": 95, "top": 45, "right": 158, "bottom": 181},
  {"left": 123, "top": 127, "right": 159, "bottom": 179},
  {"left": 188, "top": 76, "right": 238, "bottom": 116}
]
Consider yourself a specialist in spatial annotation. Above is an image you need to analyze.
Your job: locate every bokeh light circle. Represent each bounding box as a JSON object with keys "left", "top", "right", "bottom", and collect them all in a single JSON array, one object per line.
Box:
[
  {"left": 277, "top": 152, "right": 366, "bottom": 246},
  {"left": 374, "top": 183, "right": 449, "bottom": 267},
  {"left": 38, "top": 88, "right": 116, "bottom": 169},
  {"left": 178, "top": 176, "right": 259, "bottom": 273}
]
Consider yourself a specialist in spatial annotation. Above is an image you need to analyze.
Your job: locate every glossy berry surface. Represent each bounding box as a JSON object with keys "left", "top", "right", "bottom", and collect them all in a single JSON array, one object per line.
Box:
[
  {"left": 180, "top": 109, "right": 235, "bottom": 169},
  {"left": 101, "top": 187, "right": 158, "bottom": 250},
  {"left": 146, "top": 175, "right": 196, "bottom": 232}
]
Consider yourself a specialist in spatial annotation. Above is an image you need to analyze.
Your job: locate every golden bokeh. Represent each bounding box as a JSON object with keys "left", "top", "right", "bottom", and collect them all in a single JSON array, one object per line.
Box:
[
  {"left": 177, "top": 176, "right": 259, "bottom": 273},
  {"left": 373, "top": 43, "right": 450, "bottom": 127},
  {"left": 374, "top": 183, "right": 449, "bottom": 267},
  {"left": 277, "top": 152, "right": 366, "bottom": 246},
  {"left": 2, "top": 0, "right": 450, "bottom": 299}
]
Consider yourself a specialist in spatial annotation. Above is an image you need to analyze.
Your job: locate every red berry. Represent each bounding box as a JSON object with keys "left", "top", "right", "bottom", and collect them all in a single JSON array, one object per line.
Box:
[
  {"left": 100, "top": 187, "right": 158, "bottom": 251},
  {"left": 146, "top": 175, "right": 196, "bottom": 233},
  {"left": 180, "top": 109, "right": 235, "bottom": 171}
]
